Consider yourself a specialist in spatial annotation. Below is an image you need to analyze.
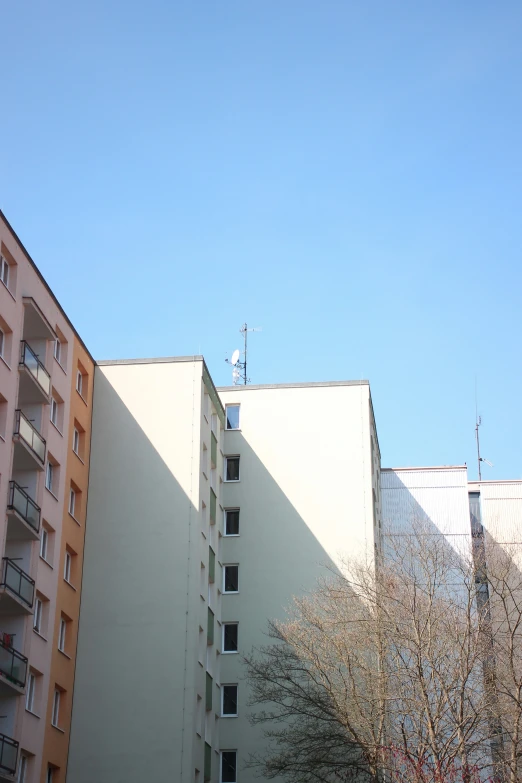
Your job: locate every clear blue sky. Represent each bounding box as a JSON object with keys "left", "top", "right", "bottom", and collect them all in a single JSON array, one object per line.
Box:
[{"left": 2, "top": 1, "right": 521, "bottom": 478}]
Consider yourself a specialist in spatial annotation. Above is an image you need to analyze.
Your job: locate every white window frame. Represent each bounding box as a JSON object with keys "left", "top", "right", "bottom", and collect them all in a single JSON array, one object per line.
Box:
[
  {"left": 224, "top": 508, "right": 240, "bottom": 537},
  {"left": 50, "top": 397, "right": 58, "bottom": 427},
  {"left": 51, "top": 689, "right": 60, "bottom": 727},
  {"left": 40, "top": 528, "right": 48, "bottom": 561},
  {"left": 46, "top": 767, "right": 53, "bottom": 783},
  {"left": 221, "top": 684, "right": 238, "bottom": 718},
  {"left": 224, "top": 456, "right": 240, "bottom": 483},
  {"left": 33, "top": 598, "right": 42, "bottom": 633},
  {"left": 0, "top": 327, "right": 4, "bottom": 359},
  {"left": 223, "top": 564, "right": 239, "bottom": 594},
  {"left": 225, "top": 404, "right": 240, "bottom": 431},
  {"left": 0, "top": 256, "right": 9, "bottom": 289},
  {"left": 45, "top": 462, "right": 53, "bottom": 492},
  {"left": 76, "top": 370, "right": 83, "bottom": 396},
  {"left": 64, "top": 551, "right": 72, "bottom": 583},
  {"left": 18, "top": 754, "right": 28, "bottom": 783},
  {"left": 54, "top": 339, "right": 61, "bottom": 363},
  {"left": 58, "top": 618, "right": 66, "bottom": 652},
  {"left": 72, "top": 427, "right": 80, "bottom": 455},
  {"left": 26, "top": 672, "right": 36, "bottom": 712},
  {"left": 220, "top": 750, "right": 237, "bottom": 783},
  {"left": 69, "top": 488, "right": 76, "bottom": 517},
  {"left": 222, "top": 623, "right": 239, "bottom": 654}
]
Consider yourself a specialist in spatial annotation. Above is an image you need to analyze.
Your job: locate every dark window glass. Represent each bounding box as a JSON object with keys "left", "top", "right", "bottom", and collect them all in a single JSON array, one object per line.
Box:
[
  {"left": 224, "top": 565, "right": 239, "bottom": 593},
  {"left": 226, "top": 457, "right": 240, "bottom": 482},
  {"left": 225, "top": 509, "right": 239, "bottom": 536},
  {"left": 221, "top": 751, "right": 237, "bottom": 782},
  {"left": 222, "top": 685, "right": 238, "bottom": 715},
  {"left": 226, "top": 405, "right": 240, "bottom": 430},
  {"left": 223, "top": 623, "right": 238, "bottom": 652}
]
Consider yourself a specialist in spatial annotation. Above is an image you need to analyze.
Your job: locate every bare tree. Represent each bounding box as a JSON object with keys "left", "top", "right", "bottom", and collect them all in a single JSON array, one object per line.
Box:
[{"left": 245, "top": 524, "right": 503, "bottom": 783}]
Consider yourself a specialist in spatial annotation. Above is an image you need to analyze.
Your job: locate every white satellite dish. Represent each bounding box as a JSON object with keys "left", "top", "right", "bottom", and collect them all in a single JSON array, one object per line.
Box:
[{"left": 231, "top": 349, "right": 240, "bottom": 365}]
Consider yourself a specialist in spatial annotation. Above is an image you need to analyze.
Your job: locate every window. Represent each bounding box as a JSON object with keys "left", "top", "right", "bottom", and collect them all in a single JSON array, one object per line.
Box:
[
  {"left": 73, "top": 428, "right": 80, "bottom": 454},
  {"left": 54, "top": 339, "right": 61, "bottom": 364},
  {"left": 50, "top": 397, "right": 58, "bottom": 426},
  {"left": 222, "top": 685, "right": 238, "bottom": 717},
  {"left": 26, "top": 673, "right": 35, "bottom": 712},
  {"left": 69, "top": 488, "right": 76, "bottom": 516},
  {"left": 64, "top": 551, "right": 72, "bottom": 583},
  {"left": 225, "top": 405, "right": 240, "bottom": 430},
  {"left": 46, "top": 767, "right": 54, "bottom": 783},
  {"left": 0, "top": 256, "right": 9, "bottom": 289},
  {"left": 45, "top": 462, "right": 54, "bottom": 493},
  {"left": 223, "top": 565, "right": 239, "bottom": 594},
  {"left": 0, "top": 328, "right": 4, "bottom": 359},
  {"left": 223, "top": 623, "right": 238, "bottom": 653},
  {"left": 220, "top": 751, "right": 237, "bottom": 783},
  {"left": 33, "top": 599, "right": 43, "bottom": 633},
  {"left": 76, "top": 370, "right": 83, "bottom": 395},
  {"left": 18, "top": 754, "right": 28, "bottom": 783},
  {"left": 225, "top": 456, "right": 240, "bottom": 482},
  {"left": 58, "top": 618, "right": 66, "bottom": 652},
  {"left": 224, "top": 509, "right": 240, "bottom": 536},
  {"left": 40, "top": 528, "right": 48, "bottom": 561},
  {"left": 51, "top": 689, "right": 60, "bottom": 727}
]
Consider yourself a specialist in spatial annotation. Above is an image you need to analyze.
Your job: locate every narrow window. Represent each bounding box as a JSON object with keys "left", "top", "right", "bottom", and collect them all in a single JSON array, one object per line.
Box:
[
  {"left": 33, "top": 599, "right": 42, "bottom": 633},
  {"left": 50, "top": 397, "right": 58, "bottom": 426},
  {"left": 76, "top": 370, "right": 83, "bottom": 396},
  {"left": 0, "top": 256, "right": 9, "bottom": 288},
  {"left": 40, "top": 529, "right": 48, "bottom": 561},
  {"left": 45, "top": 462, "right": 53, "bottom": 492},
  {"left": 225, "top": 404, "right": 240, "bottom": 430},
  {"left": 72, "top": 428, "right": 79, "bottom": 454},
  {"left": 224, "top": 509, "right": 240, "bottom": 536},
  {"left": 225, "top": 456, "right": 240, "bottom": 482},
  {"left": 64, "top": 552, "right": 72, "bottom": 583},
  {"left": 46, "top": 767, "right": 54, "bottom": 783},
  {"left": 54, "top": 339, "right": 61, "bottom": 364},
  {"left": 223, "top": 623, "right": 238, "bottom": 653},
  {"left": 69, "top": 488, "right": 76, "bottom": 517},
  {"left": 26, "top": 673, "right": 35, "bottom": 712},
  {"left": 51, "top": 690, "right": 60, "bottom": 727},
  {"left": 18, "top": 754, "right": 28, "bottom": 783},
  {"left": 0, "top": 328, "right": 4, "bottom": 359},
  {"left": 58, "top": 618, "right": 66, "bottom": 652},
  {"left": 222, "top": 685, "right": 238, "bottom": 717},
  {"left": 220, "top": 751, "right": 237, "bottom": 783},
  {"left": 223, "top": 565, "right": 239, "bottom": 594}
]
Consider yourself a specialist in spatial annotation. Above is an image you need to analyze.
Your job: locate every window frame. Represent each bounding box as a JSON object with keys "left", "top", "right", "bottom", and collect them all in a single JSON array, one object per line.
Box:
[
  {"left": 64, "top": 551, "right": 72, "bottom": 583},
  {"left": 224, "top": 456, "right": 240, "bottom": 483},
  {"left": 68, "top": 488, "right": 76, "bottom": 517},
  {"left": 0, "top": 327, "right": 4, "bottom": 359},
  {"left": 223, "top": 564, "right": 239, "bottom": 594},
  {"left": 225, "top": 404, "right": 240, "bottom": 431},
  {"left": 220, "top": 750, "right": 237, "bottom": 783},
  {"left": 40, "top": 528, "right": 48, "bottom": 561},
  {"left": 18, "top": 754, "right": 28, "bottom": 783},
  {"left": 221, "top": 684, "right": 238, "bottom": 718},
  {"left": 26, "top": 672, "right": 36, "bottom": 712},
  {"left": 33, "top": 598, "right": 43, "bottom": 634},
  {"left": 76, "top": 369, "right": 83, "bottom": 396},
  {"left": 50, "top": 397, "right": 58, "bottom": 427},
  {"left": 58, "top": 618, "right": 66, "bottom": 652},
  {"left": 72, "top": 427, "right": 79, "bottom": 455},
  {"left": 45, "top": 462, "right": 54, "bottom": 493},
  {"left": 54, "top": 339, "right": 61, "bottom": 364},
  {"left": 51, "top": 689, "right": 60, "bottom": 728},
  {"left": 224, "top": 508, "right": 240, "bottom": 537},
  {"left": 222, "top": 622, "right": 239, "bottom": 654},
  {"left": 0, "top": 256, "right": 9, "bottom": 289}
]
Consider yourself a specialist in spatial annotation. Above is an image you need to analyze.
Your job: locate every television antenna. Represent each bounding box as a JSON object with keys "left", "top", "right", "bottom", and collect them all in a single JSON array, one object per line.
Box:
[
  {"left": 475, "top": 414, "right": 493, "bottom": 481},
  {"left": 225, "top": 323, "right": 262, "bottom": 385}
]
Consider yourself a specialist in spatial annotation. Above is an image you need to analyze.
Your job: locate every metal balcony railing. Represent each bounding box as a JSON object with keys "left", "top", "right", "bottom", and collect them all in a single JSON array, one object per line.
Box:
[
  {"left": 7, "top": 482, "right": 41, "bottom": 535},
  {"left": 14, "top": 410, "right": 46, "bottom": 464},
  {"left": 0, "top": 638, "right": 27, "bottom": 689},
  {"left": 0, "top": 559, "right": 35, "bottom": 609},
  {"left": 19, "top": 341, "right": 51, "bottom": 396},
  {"left": 0, "top": 733, "right": 18, "bottom": 777}
]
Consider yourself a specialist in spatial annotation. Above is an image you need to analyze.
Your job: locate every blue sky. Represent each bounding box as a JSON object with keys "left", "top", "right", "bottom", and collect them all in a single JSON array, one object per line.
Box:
[{"left": 2, "top": 1, "right": 521, "bottom": 477}]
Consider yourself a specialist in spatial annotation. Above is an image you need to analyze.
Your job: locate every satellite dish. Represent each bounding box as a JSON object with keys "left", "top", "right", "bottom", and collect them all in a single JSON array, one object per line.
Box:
[{"left": 231, "top": 349, "right": 240, "bottom": 365}]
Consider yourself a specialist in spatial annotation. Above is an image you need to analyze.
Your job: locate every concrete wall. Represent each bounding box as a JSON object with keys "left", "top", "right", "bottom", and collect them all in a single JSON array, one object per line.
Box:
[
  {"left": 67, "top": 358, "right": 223, "bottom": 783},
  {"left": 217, "top": 381, "right": 377, "bottom": 782}
]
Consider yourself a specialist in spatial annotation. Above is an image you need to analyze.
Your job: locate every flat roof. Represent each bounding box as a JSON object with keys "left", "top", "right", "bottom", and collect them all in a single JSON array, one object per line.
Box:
[
  {"left": 468, "top": 479, "right": 522, "bottom": 485},
  {"left": 382, "top": 465, "right": 468, "bottom": 472},
  {"left": 97, "top": 356, "right": 204, "bottom": 366},
  {"left": 217, "top": 380, "right": 369, "bottom": 392}
]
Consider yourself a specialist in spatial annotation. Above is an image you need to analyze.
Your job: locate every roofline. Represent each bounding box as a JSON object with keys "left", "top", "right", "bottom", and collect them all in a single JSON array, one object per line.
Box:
[
  {"left": 217, "top": 380, "right": 369, "bottom": 392},
  {"left": 468, "top": 479, "right": 522, "bottom": 486},
  {"left": 382, "top": 465, "right": 468, "bottom": 472},
  {"left": 97, "top": 355, "right": 204, "bottom": 366},
  {"left": 0, "top": 209, "right": 95, "bottom": 363}
]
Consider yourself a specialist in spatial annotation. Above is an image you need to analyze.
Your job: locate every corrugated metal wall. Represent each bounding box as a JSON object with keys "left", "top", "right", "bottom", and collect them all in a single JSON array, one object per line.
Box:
[{"left": 477, "top": 481, "right": 522, "bottom": 544}]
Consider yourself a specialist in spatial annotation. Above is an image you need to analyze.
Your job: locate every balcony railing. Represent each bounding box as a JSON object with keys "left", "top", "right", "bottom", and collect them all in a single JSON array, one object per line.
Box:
[
  {"left": 0, "top": 560, "right": 35, "bottom": 609},
  {"left": 7, "top": 482, "right": 41, "bottom": 535},
  {"left": 19, "top": 341, "right": 51, "bottom": 397},
  {"left": 14, "top": 410, "right": 46, "bottom": 464},
  {"left": 0, "top": 638, "right": 27, "bottom": 689},
  {"left": 0, "top": 733, "right": 18, "bottom": 777}
]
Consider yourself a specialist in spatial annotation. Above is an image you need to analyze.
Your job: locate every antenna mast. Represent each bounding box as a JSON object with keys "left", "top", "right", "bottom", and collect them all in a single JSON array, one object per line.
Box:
[
  {"left": 225, "top": 323, "right": 262, "bottom": 385},
  {"left": 475, "top": 415, "right": 482, "bottom": 481}
]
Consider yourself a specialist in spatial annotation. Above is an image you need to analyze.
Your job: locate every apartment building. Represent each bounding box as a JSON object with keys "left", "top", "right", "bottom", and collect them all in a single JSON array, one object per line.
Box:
[{"left": 0, "top": 213, "right": 94, "bottom": 783}]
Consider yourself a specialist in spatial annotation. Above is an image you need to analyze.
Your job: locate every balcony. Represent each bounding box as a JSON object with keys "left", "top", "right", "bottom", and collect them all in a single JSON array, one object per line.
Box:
[
  {"left": 18, "top": 341, "right": 51, "bottom": 405},
  {"left": 0, "top": 560, "right": 35, "bottom": 615},
  {"left": 13, "top": 411, "right": 45, "bottom": 471},
  {"left": 6, "top": 482, "right": 40, "bottom": 541},
  {"left": 0, "top": 734, "right": 18, "bottom": 780},
  {"left": 0, "top": 637, "right": 27, "bottom": 696}
]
